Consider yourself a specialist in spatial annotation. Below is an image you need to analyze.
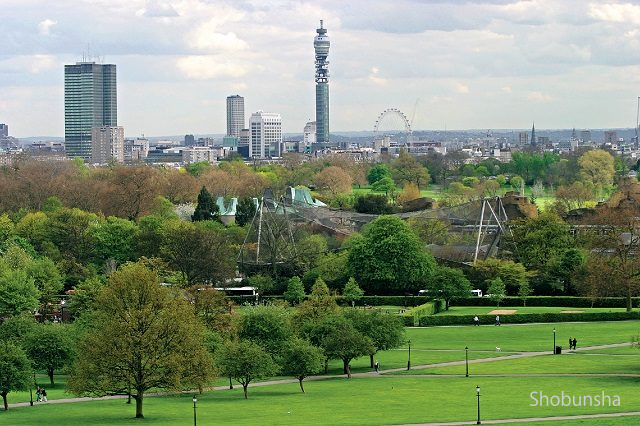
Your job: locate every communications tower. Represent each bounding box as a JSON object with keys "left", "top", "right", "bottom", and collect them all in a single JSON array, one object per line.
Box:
[{"left": 314, "top": 20, "right": 330, "bottom": 147}]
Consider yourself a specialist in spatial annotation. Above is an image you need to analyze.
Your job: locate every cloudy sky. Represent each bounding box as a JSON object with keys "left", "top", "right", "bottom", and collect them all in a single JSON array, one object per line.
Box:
[{"left": 2, "top": 0, "right": 640, "bottom": 137}]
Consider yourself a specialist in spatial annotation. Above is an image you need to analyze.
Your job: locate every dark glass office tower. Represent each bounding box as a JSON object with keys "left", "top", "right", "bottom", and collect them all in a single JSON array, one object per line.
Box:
[
  {"left": 64, "top": 62, "right": 117, "bottom": 160},
  {"left": 314, "top": 20, "right": 330, "bottom": 147}
]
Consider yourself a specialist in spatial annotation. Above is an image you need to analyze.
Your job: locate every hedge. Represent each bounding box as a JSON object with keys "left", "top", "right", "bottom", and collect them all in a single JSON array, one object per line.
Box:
[
  {"left": 402, "top": 300, "right": 446, "bottom": 326},
  {"left": 418, "top": 311, "right": 640, "bottom": 327},
  {"left": 452, "top": 297, "right": 640, "bottom": 309}
]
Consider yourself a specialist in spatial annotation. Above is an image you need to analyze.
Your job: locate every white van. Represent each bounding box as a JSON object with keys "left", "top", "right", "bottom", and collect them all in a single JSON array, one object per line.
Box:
[{"left": 471, "top": 289, "right": 483, "bottom": 297}]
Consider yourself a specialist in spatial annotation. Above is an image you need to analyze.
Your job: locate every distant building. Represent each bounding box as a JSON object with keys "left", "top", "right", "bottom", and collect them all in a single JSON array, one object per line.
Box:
[
  {"left": 226, "top": 95, "right": 245, "bottom": 138},
  {"left": 302, "top": 121, "right": 316, "bottom": 153},
  {"left": 124, "top": 137, "right": 149, "bottom": 162},
  {"left": 530, "top": 123, "right": 536, "bottom": 146},
  {"left": 182, "top": 146, "right": 216, "bottom": 164},
  {"left": 518, "top": 132, "right": 529, "bottom": 145},
  {"left": 91, "top": 126, "right": 124, "bottom": 164},
  {"left": 604, "top": 130, "right": 617, "bottom": 144},
  {"left": 0, "top": 124, "right": 8, "bottom": 138},
  {"left": 64, "top": 62, "right": 117, "bottom": 160},
  {"left": 314, "top": 21, "right": 330, "bottom": 147},
  {"left": 184, "top": 134, "right": 195, "bottom": 146},
  {"left": 197, "top": 137, "right": 215, "bottom": 147},
  {"left": 580, "top": 130, "right": 591, "bottom": 143},
  {"left": 249, "top": 111, "right": 282, "bottom": 158}
]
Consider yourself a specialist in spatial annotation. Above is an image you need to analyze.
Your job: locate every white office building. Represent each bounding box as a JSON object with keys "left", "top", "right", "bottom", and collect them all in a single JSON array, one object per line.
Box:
[
  {"left": 249, "top": 111, "right": 282, "bottom": 158},
  {"left": 91, "top": 126, "right": 124, "bottom": 163}
]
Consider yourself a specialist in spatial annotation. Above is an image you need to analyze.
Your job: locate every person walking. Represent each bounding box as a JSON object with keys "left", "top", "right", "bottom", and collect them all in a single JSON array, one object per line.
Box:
[
  {"left": 569, "top": 337, "right": 573, "bottom": 350},
  {"left": 374, "top": 361, "right": 380, "bottom": 373},
  {"left": 572, "top": 338, "right": 577, "bottom": 350},
  {"left": 36, "top": 387, "right": 42, "bottom": 403},
  {"left": 495, "top": 315, "right": 501, "bottom": 326},
  {"left": 41, "top": 387, "right": 47, "bottom": 402},
  {"left": 473, "top": 316, "right": 480, "bottom": 326}
]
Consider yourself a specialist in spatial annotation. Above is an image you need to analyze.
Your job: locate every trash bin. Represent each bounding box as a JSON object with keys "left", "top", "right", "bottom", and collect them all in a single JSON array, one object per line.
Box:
[{"left": 555, "top": 346, "right": 562, "bottom": 355}]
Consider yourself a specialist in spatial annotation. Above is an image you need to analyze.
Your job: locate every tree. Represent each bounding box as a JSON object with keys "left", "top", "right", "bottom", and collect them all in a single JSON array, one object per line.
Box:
[
  {"left": 426, "top": 266, "right": 472, "bottom": 310},
  {"left": 472, "top": 258, "right": 531, "bottom": 296},
  {"left": 284, "top": 276, "right": 306, "bottom": 305},
  {"left": 280, "top": 338, "right": 324, "bottom": 393},
  {"left": 24, "top": 256, "right": 65, "bottom": 306},
  {"left": 344, "top": 309, "right": 404, "bottom": 368},
  {"left": 397, "top": 182, "right": 421, "bottom": 206},
  {"left": 160, "top": 221, "right": 236, "bottom": 286},
  {"left": 371, "top": 177, "right": 398, "bottom": 201},
  {"left": 0, "top": 341, "right": 32, "bottom": 411},
  {"left": 0, "top": 314, "right": 37, "bottom": 344},
  {"left": 509, "top": 175, "right": 524, "bottom": 194},
  {"left": 192, "top": 186, "right": 220, "bottom": 222},
  {"left": 367, "top": 164, "right": 392, "bottom": 185},
  {"left": 89, "top": 216, "right": 139, "bottom": 267},
  {"left": 578, "top": 149, "right": 615, "bottom": 190},
  {"left": 342, "top": 277, "right": 364, "bottom": 306},
  {"left": 24, "top": 325, "right": 74, "bottom": 385},
  {"left": 322, "top": 320, "right": 374, "bottom": 378},
  {"left": 216, "top": 340, "right": 278, "bottom": 399},
  {"left": 247, "top": 274, "right": 274, "bottom": 296},
  {"left": 407, "top": 216, "right": 450, "bottom": 245},
  {"left": 354, "top": 194, "right": 392, "bottom": 214},
  {"left": 239, "top": 305, "right": 293, "bottom": 357},
  {"left": 392, "top": 150, "right": 430, "bottom": 188},
  {"left": 0, "top": 268, "right": 39, "bottom": 317},
  {"left": 68, "top": 262, "right": 213, "bottom": 418},
  {"left": 235, "top": 197, "right": 257, "bottom": 227},
  {"left": 487, "top": 277, "right": 506, "bottom": 307},
  {"left": 552, "top": 181, "right": 596, "bottom": 215},
  {"left": 314, "top": 166, "right": 353, "bottom": 198},
  {"left": 348, "top": 216, "right": 437, "bottom": 295}
]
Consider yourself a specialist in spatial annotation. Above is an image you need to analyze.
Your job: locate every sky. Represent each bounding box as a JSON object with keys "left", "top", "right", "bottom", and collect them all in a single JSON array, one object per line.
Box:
[{"left": 2, "top": 0, "right": 640, "bottom": 138}]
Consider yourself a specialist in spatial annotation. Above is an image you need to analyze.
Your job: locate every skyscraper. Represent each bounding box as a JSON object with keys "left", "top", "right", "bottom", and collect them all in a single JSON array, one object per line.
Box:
[
  {"left": 249, "top": 111, "right": 282, "bottom": 158},
  {"left": 0, "top": 124, "right": 8, "bottom": 138},
  {"left": 91, "top": 126, "right": 124, "bottom": 164},
  {"left": 226, "top": 95, "right": 245, "bottom": 138},
  {"left": 64, "top": 62, "right": 117, "bottom": 160},
  {"left": 314, "top": 20, "right": 330, "bottom": 147}
]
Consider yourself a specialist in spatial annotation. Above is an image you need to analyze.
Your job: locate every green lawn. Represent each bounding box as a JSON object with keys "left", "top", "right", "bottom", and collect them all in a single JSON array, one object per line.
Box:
[
  {"left": 438, "top": 306, "right": 629, "bottom": 316},
  {"left": 395, "top": 352, "right": 640, "bottom": 376},
  {"left": 4, "top": 376, "right": 640, "bottom": 425}
]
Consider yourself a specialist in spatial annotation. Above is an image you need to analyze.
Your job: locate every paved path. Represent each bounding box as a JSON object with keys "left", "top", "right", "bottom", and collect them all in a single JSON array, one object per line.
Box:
[{"left": 7, "top": 342, "right": 634, "bottom": 410}]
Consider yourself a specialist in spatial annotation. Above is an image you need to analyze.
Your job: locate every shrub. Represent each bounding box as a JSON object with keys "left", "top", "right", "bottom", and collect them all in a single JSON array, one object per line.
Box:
[{"left": 418, "top": 311, "right": 640, "bottom": 327}]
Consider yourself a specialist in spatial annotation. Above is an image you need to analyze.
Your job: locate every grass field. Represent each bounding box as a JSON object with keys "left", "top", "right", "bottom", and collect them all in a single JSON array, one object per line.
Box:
[
  {"left": 438, "top": 306, "right": 629, "bottom": 316},
  {"left": 3, "top": 376, "right": 640, "bottom": 425},
  {"left": 4, "top": 321, "right": 639, "bottom": 424}
]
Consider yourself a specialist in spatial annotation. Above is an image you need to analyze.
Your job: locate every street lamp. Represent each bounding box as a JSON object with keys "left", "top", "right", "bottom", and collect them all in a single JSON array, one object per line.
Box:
[
  {"left": 407, "top": 339, "right": 411, "bottom": 370},
  {"left": 192, "top": 395, "right": 197, "bottom": 426},
  {"left": 553, "top": 328, "right": 556, "bottom": 355},
  {"left": 60, "top": 299, "right": 65, "bottom": 322},
  {"left": 476, "top": 385, "right": 481, "bottom": 424},
  {"left": 229, "top": 376, "right": 233, "bottom": 390},
  {"left": 465, "top": 346, "right": 469, "bottom": 377}
]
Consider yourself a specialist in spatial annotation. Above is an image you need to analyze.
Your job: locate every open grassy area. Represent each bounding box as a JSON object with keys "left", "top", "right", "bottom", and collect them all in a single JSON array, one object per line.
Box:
[
  {"left": 4, "top": 376, "right": 640, "bottom": 425},
  {"left": 438, "top": 306, "right": 629, "bottom": 316}
]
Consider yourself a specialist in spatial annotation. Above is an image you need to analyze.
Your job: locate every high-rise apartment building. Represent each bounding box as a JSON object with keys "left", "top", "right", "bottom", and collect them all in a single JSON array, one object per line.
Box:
[
  {"left": 249, "top": 111, "right": 282, "bottom": 158},
  {"left": 91, "top": 126, "right": 124, "bottom": 164},
  {"left": 314, "top": 20, "right": 330, "bottom": 147},
  {"left": 0, "top": 124, "right": 8, "bottom": 138},
  {"left": 65, "top": 62, "right": 117, "bottom": 160},
  {"left": 604, "top": 130, "right": 617, "bottom": 144},
  {"left": 226, "top": 95, "right": 245, "bottom": 138}
]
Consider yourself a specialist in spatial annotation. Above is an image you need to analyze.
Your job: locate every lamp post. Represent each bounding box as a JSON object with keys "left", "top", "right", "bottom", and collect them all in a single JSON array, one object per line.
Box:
[
  {"left": 60, "top": 299, "right": 65, "bottom": 322},
  {"left": 476, "top": 385, "right": 481, "bottom": 424},
  {"left": 407, "top": 339, "right": 411, "bottom": 371},
  {"left": 229, "top": 376, "right": 233, "bottom": 390},
  {"left": 465, "top": 346, "right": 469, "bottom": 377},
  {"left": 192, "top": 395, "right": 197, "bottom": 426},
  {"left": 553, "top": 328, "right": 556, "bottom": 355}
]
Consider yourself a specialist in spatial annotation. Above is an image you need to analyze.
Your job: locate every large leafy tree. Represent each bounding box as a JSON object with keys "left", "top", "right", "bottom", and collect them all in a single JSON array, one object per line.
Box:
[
  {"left": 216, "top": 340, "right": 278, "bottom": 399},
  {"left": 0, "top": 268, "right": 39, "bottom": 317},
  {"left": 24, "top": 325, "right": 74, "bottom": 385},
  {"left": 321, "top": 319, "right": 374, "bottom": 378},
  {"left": 280, "top": 337, "right": 324, "bottom": 393},
  {"left": 192, "top": 186, "right": 220, "bottom": 222},
  {"left": 0, "top": 341, "right": 32, "bottom": 411},
  {"left": 284, "top": 276, "right": 306, "bottom": 305},
  {"left": 68, "top": 262, "right": 213, "bottom": 418},
  {"left": 342, "top": 277, "right": 364, "bottom": 306},
  {"left": 367, "top": 164, "right": 392, "bottom": 185},
  {"left": 88, "top": 216, "right": 139, "bottom": 266},
  {"left": 472, "top": 258, "right": 530, "bottom": 296},
  {"left": 392, "top": 150, "right": 430, "bottom": 188},
  {"left": 239, "top": 305, "right": 293, "bottom": 358},
  {"left": 235, "top": 196, "right": 257, "bottom": 227},
  {"left": 348, "top": 216, "right": 436, "bottom": 295},
  {"left": 344, "top": 309, "right": 404, "bottom": 368},
  {"left": 578, "top": 149, "right": 615, "bottom": 190},
  {"left": 426, "top": 266, "right": 472, "bottom": 310}
]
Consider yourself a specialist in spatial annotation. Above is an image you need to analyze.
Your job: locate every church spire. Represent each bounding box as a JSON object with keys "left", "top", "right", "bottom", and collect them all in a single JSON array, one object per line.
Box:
[{"left": 531, "top": 122, "right": 536, "bottom": 147}]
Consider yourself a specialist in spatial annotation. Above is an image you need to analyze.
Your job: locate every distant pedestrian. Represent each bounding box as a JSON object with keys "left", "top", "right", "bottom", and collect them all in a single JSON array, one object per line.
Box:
[
  {"left": 569, "top": 337, "right": 573, "bottom": 350},
  {"left": 374, "top": 361, "right": 380, "bottom": 373},
  {"left": 36, "top": 387, "right": 42, "bottom": 402},
  {"left": 495, "top": 315, "right": 501, "bottom": 326},
  {"left": 572, "top": 338, "right": 577, "bottom": 350},
  {"left": 41, "top": 387, "right": 47, "bottom": 402},
  {"left": 473, "top": 316, "right": 480, "bottom": 326}
]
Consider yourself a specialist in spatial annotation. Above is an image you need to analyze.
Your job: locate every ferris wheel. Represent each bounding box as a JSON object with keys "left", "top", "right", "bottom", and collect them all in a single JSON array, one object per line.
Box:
[{"left": 373, "top": 108, "right": 412, "bottom": 135}]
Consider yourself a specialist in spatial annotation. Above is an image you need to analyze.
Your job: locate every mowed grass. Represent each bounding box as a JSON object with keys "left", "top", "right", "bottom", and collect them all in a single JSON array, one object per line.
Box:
[
  {"left": 405, "top": 321, "right": 640, "bottom": 353},
  {"left": 4, "top": 376, "right": 640, "bottom": 425},
  {"left": 438, "top": 306, "right": 629, "bottom": 316},
  {"left": 397, "top": 352, "right": 640, "bottom": 376}
]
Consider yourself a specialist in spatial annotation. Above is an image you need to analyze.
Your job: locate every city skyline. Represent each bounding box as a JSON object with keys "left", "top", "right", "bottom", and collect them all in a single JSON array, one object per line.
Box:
[{"left": 3, "top": 0, "right": 640, "bottom": 137}]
